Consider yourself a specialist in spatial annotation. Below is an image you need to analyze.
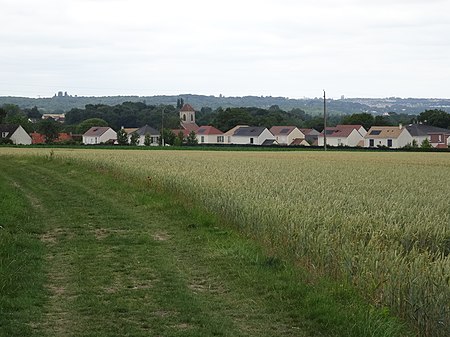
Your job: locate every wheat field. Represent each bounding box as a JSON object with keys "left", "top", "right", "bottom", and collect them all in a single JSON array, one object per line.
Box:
[{"left": 2, "top": 147, "right": 449, "bottom": 336}]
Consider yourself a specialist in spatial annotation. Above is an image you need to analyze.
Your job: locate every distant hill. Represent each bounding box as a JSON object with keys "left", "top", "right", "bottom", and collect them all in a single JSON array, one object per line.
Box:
[{"left": 1, "top": 94, "right": 449, "bottom": 115}]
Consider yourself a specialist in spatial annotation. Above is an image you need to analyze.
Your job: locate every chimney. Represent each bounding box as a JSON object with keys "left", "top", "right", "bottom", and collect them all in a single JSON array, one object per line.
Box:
[{"left": 399, "top": 123, "right": 403, "bottom": 129}]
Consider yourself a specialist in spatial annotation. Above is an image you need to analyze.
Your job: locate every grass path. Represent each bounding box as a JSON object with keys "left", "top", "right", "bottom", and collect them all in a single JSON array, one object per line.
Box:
[{"left": 0, "top": 156, "right": 407, "bottom": 337}]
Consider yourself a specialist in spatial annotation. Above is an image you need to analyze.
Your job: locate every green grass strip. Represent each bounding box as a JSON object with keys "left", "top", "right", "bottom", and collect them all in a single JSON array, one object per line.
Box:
[{"left": 0, "top": 156, "right": 410, "bottom": 336}]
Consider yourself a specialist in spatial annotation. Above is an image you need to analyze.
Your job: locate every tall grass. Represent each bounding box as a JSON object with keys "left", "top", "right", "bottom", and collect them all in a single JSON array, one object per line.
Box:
[{"left": 2, "top": 148, "right": 449, "bottom": 336}]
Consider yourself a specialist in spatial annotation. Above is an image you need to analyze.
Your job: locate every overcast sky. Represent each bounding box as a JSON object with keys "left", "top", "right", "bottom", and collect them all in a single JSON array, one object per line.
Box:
[{"left": 1, "top": 0, "right": 450, "bottom": 98}]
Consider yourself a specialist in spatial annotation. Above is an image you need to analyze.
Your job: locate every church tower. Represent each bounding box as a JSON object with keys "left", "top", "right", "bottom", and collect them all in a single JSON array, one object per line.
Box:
[{"left": 180, "top": 103, "right": 196, "bottom": 125}]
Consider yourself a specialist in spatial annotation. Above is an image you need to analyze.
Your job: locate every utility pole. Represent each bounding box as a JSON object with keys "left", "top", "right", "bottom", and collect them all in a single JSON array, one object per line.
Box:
[
  {"left": 161, "top": 106, "right": 165, "bottom": 146},
  {"left": 323, "top": 90, "right": 327, "bottom": 151}
]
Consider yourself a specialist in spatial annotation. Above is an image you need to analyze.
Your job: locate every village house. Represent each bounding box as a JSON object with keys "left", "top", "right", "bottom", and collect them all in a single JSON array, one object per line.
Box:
[
  {"left": 228, "top": 126, "right": 277, "bottom": 145},
  {"left": 269, "top": 126, "right": 307, "bottom": 146},
  {"left": 318, "top": 125, "right": 366, "bottom": 147},
  {"left": 122, "top": 127, "right": 139, "bottom": 136},
  {"left": 31, "top": 132, "right": 73, "bottom": 144},
  {"left": 196, "top": 126, "right": 224, "bottom": 144},
  {"left": 298, "top": 128, "right": 320, "bottom": 145},
  {"left": 0, "top": 124, "right": 32, "bottom": 145},
  {"left": 82, "top": 127, "right": 117, "bottom": 145},
  {"left": 429, "top": 132, "right": 450, "bottom": 148},
  {"left": 133, "top": 125, "right": 160, "bottom": 146},
  {"left": 405, "top": 124, "right": 450, "bottom": 148},
  {"left": 42, "top": 113, "right": 65, "bottom": 123},
  {"left": 223, "top": 125, "right": 248, "bottom": 144},
  {"left": 364, "top": 125, "right": 412, "bottom": 148}
]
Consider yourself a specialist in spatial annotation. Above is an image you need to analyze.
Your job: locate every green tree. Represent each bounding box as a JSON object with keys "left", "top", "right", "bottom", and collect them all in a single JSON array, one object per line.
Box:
[
  {"left": 0, "top": 107, "right": 7, "bottom": 123},
  {"left": 213, "top": 108, "right": 253, "bottom": 131},
  {"left": 116, "top": 129, "right": 128, "bottom": 145},
  {"left": 1, "top": 104, "right": 34, "bottom": 133},
  {"left": 186, "top": 131, "right": 198, "bottom": 145},
  {"left": 374, "top": 115, "right": 390, "bottom": 126},
  {"left": 77, "top": 118, "right": 108, "bottom": 134},
  {"left": 144, "top": 133, "right": 151, "bottom": 146},
  {"left": 176, "top": 98, "right": 185, "bottom": 109},
  {"left": 421, "top": 138, "right": 432, "bottom": 149},
  {"left": 341, "top": 113, "right": 375, "bottom": 130},
  {"left": 130, "top": 132, "right": 139, "bottom": 146},
  {"left": 161, "top": 128, "right": 176, "bottom": 145},
  {"left": 26, "top": 106, "right": 42, "bottom": 119},
  {"left": 37, "top": 118, "right": 60, "bottom": 143},
  {"left": 174, "top": 131, "right": 184, "bottom": 146},
  {"left": 417, "top": 109, "right": 450, "bottom": 129},
  {"left": 2, "top": 104, "right": 21, "bottom": 116},
  {"left": 268, "top": 105, "right": 281, "bottom": 112}
]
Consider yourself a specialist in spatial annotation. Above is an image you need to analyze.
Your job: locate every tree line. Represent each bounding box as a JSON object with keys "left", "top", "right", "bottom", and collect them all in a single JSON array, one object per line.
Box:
[{"left": 1, "top": 101, "right": 449, "bottom": 145}]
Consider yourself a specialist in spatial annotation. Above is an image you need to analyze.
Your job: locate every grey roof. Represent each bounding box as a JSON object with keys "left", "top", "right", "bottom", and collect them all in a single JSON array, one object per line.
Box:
[
  {"left": 298, "top": 128, "right": 320, "bottom": 136},
  {"left": 234, "top": 126, "right": 266, "bottom": 137},
  {"left": 0, "top": 124, "right": 19, "bottom": 138},
  {"left": 405, "top": 124, "right": 450, "bottom": 137},
  {"left": 83, "top": 126, "right": 112, "bottom": 137},
  {"left": 261, "top": 139, "right": 277, "bottom": 146},
  {"left": 136, "top": 125, "right": 160, "bottom": 136}
]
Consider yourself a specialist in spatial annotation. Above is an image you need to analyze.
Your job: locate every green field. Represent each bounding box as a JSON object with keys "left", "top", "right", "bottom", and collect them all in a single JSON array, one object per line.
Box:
[{"left": 1, "top": 148, "right": 449, "bottom": 336}]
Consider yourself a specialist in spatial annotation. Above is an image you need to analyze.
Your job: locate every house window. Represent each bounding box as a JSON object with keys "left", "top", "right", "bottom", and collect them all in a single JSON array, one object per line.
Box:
[
  {"left": 369, "top": 139, "right": 374, "bottom": 147},
  {"left": 190, "top": 114, "right": 193, "bottom": 122},
  {"left": 387, "top": 139, "right": 393, "bottom": 147},
  {"left": 438, "top": 135, "right": 442, "bottom": 142},
  {"left": 201, "top": 136, "right": 205, "bottom": 143},
  {"left": 217, "top": 136, "right": 224, "bottom": 143},
  {"left": 1, "top": 132, "right": 8, "bottom": 138},
  {"left": 183, "top": 114, "right": 186, "bottom": 121},
  {"left": 250, "top": 137, "right": 254, "bottom": 144}
]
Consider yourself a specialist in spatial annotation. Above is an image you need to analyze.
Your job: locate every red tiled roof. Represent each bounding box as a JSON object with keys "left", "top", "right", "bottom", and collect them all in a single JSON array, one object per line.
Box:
[
  {"left": 196, "top": 126, "right": 223, "bottom": 135},
  {"left": 336, "top": 124, "right": 363, "bottom": 129},
  {"left": 171, "top": 129, "right": 190, "bottom": 137},
  {"left": 31, "top": 133, "right": 45, "bottom": 144},
  {"left": 180, "top": 104, "right": 195, "bottom": 112},
  {"left": 298, "top": 128, "right": 318, "bottom": 136},
  {"left": 321, "top": 125, "right": 363, "bottom": 138},
  {"left": 58, "top": 133, "right": 72, "bottom": 141},
  {"left": 83, "top": 127, "right": 112, "bottom": 137},
  {"left": 181, "top": 123, "right": 199, "bottom": 132},
  {"left": 290, "top": 138, "right": 306, "bottom": 145},
  {"left": 31, "top": 132, "right": 73, "bottom": 144}
]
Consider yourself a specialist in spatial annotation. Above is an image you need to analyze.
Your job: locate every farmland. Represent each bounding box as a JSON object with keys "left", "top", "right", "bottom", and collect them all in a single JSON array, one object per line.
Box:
[{"left": 1, "top": 147, "right": 449, "bottom": 336}]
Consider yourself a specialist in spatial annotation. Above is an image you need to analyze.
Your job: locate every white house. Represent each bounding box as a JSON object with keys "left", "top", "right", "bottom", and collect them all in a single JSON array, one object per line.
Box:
[
  {"left": 196, "top": 126, "right": 224, "bottom": 144},
  {"left": 364, "top": 126, "right": 413, "bottom": 148},
  {"left": 83, "top": 127, "right": 117, "bottom": 145},
  {"left": 318, "top": 125, "right": 366, "bottom": 147},
  {"left": 269, "top": 126, "right": 305, "bottom": 145},
  {"left": 228, "top": 126, "right": 277, "bottom": 145},
  {"left": 129, "top": 125, "right": 160, "bottom": 146},
  {"left": 0, "top": 124, "right": 32, "bottom": 145},
  {"left": 223, "top": 125, "right": 248, "bottom": 144}
]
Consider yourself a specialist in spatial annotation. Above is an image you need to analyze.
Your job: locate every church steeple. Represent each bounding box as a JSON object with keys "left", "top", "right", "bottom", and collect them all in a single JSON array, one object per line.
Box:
[{"left": 180, "top": 104, "right": 196, "bottom": 125}]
